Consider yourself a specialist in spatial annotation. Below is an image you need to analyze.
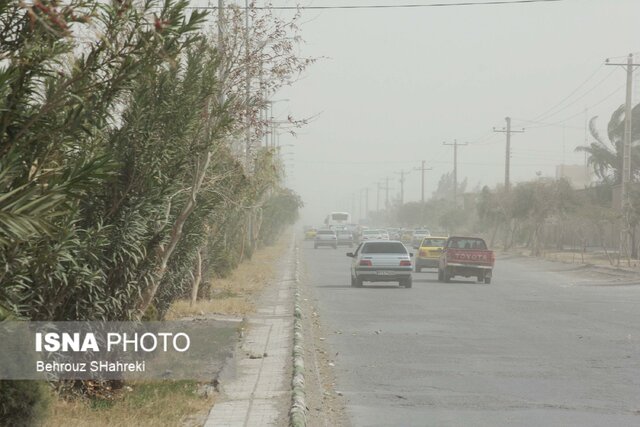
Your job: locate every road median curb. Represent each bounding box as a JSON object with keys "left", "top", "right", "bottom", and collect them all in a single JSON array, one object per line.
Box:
[{"left": 290, "top": 241, "right": 307, "bottom": 427}]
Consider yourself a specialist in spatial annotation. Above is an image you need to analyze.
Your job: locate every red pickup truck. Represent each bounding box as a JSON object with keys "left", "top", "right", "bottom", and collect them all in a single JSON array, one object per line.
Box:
[{"left": 438, "top": 236, "right": 495, "bottom": 284}]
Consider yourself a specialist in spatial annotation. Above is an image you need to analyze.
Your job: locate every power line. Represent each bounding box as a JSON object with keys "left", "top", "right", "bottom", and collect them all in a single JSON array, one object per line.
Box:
[
  {"left": 522, "top": 82, "right": 626, "bottom": 130},
  {"left": 531, "top": 64, "right": 604, "bottom": 122},
  {"left": 534, "top": 67, "right": 617, "bottom": 123},
  {"left": 187, "top": 0, "right": 564, "bottom": 10}
]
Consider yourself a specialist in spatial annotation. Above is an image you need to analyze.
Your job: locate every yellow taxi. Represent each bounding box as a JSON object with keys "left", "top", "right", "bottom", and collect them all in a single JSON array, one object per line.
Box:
[
  {"left": 304, "top": 228, "right": 317, "bottom": 240},
  {"left": 414, "top": 236, "right": 447, "bottom": 272}
]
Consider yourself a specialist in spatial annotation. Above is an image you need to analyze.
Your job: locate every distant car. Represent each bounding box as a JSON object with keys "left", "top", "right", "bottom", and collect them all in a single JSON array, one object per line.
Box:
[
  {"left": 387, "top": 228, "right": 401, "bottom": 240},
  {"left": 347, "top": 240, "right": 413, "bottom": 288},
  {"left": 304, "top": 228, "right": 317, "bottom": 240},
  {"left": 314, "top": 229, "right": 337, "bottom": 249},
  {"left": 401, "top": 229, "right": 414, "bottom": 243},
  {"left": 415, "top": 236, "right": 447, "bottom": 272},
  {"left": 336, "top": 230, "right": 354, "bottom": 247},
  {"left": 360, "top": 229, "right": 382, "bottom": 241},
  {"left": 411, "top": 229, "right": 431, "bottom": 248},
  {"left": 379, "top": 231, "right": 390, "bottom": 240}
]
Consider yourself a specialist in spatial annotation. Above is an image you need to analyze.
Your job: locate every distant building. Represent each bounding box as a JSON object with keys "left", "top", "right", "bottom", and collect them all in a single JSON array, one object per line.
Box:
[{"left": 555, "top": 164, "right": 593, "bottom": 188}]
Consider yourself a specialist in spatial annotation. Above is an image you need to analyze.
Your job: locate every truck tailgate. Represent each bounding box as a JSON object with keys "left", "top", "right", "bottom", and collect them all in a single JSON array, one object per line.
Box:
[{"left": 446, "top": 249, "right": 494, "bottom": 266}]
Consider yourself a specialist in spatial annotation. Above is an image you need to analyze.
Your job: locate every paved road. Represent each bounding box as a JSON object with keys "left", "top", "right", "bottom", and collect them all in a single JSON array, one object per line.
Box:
[{"left": 300, "top": 240, "right": 640, "bottom": 427}]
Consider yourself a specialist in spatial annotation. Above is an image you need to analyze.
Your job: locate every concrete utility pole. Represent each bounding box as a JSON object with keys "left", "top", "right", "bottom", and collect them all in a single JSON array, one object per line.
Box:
[
  {"left": 443, "top": 140, "right": 468, "bottom": 205},
  {"left": 217, "top": 0, "right": 225, "bottom": 103},
  {"left": 606, "top": 53, "right": 640, "bottom": 263},
  {"left": 351, "top": 193, "right": 356, "bottom": 219},
  {"left": 377, "top": 180, "right": 392, "bottom": 211},
  {"left": 385, "top": 176, "right": 390, "bottom": 210},
  {"left": 493, "top": 117, "right": 525, "bottom": 192},
  {"left": 395, "top": 170, "right": 409, "bottom": 205},
  {"left": 414, "top": 160, "right": 432, "bottom": 205},
  {"left": 244, "top": 0, "right": 251, "bottom": 169},
  {"left": 365, "top": 187, "right": 369, "bottom": 221}
]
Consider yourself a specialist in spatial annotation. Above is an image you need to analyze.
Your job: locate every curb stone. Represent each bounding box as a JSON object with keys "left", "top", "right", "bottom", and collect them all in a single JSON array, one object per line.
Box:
[{"left": 290, "top": 242, "right": 307, "bottom": 427}]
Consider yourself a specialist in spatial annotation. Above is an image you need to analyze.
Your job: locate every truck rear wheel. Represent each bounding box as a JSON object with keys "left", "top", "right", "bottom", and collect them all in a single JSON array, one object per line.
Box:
[
  {"left": 443, "top": 268, "right": 452, "bottom": 283},
  {"left": 437, "top": 269, "right": 443, "bottom": 281},
  {"left": 484, "top": 277, "right": 491, "bottom": 284}
]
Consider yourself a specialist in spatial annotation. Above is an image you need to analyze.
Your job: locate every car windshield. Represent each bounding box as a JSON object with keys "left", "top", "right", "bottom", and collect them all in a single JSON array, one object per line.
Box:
[
  {"left": 361, "top": 242, "right": 407, "bottom": 254},
  {"left": 422, "top": 238, "right": 446, "bottom": 247}
]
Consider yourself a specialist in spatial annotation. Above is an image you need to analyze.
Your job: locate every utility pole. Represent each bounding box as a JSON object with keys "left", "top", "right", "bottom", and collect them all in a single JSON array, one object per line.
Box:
[
  {"left": 365, "top": 187, "right": 369, "bottom": 221},
  {"left": 606, "top": 53, "right": 640, "bottom": 263},
  {"left": 395, "top": 170, "right": 409, "bottom": 205},
  {"left": 244, "top": 0, "right": 251, "bottom": 169},
  {"left": 351, "top": 193, "right": 356, "bottom": 219},
  {"left": 443, "top": 140, "right": 468, "bottom": 205},
  {"left": 493, "top": 117, "right": 525, "bottom": 192},
  {"left": 414, "top": 161, "right": 432, "bottom": 205},
  {"left": 385, "top": 176, "right": 390, "bottom": 210},
  {"left": 217, "top": 0, "right": 225, "bottom": 104}
]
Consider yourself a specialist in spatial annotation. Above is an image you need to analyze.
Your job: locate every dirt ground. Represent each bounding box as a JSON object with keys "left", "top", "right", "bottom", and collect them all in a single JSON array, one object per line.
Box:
[{"left": 297, "top": 255, "right": 352, "bottom": 427}]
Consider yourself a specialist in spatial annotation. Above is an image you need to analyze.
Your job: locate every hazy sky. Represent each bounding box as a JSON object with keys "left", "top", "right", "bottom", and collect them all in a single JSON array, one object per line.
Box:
[{"left": 269, "top": 0, "right": 640, "bottom": 225}]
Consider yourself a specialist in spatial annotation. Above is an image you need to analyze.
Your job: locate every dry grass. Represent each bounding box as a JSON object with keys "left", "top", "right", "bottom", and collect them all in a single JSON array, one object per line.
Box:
[
  {"left": 42, "top": 381, "right": 215, "bottom": 427},
  {"left": 509, "top": 248, "right": 619, "bottom": 266},
  {"left": 41, "top": 232, "right": 291, "bottom": 427},
  {"left": 166, "top": 233, "right": 290, "bottom": 319}
]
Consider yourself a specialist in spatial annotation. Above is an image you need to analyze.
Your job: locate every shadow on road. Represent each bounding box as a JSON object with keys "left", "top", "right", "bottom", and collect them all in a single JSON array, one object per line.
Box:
[{"left": 316, "top": 284, "right": 353, "bottom": 289}]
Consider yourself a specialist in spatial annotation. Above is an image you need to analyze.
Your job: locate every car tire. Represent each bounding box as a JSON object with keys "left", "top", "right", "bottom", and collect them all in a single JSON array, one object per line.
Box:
[
  {"left": 443, "top": 268, "right": 451, "bottom": 283},
  {"left": 484, "top": 277, "right": 492, "bottom": 284},
  {"left": 437, "top": 269, "right": 443, "bottom": 282},
  {"left": 415, "top": 265, "right": 421, "bottom": 273},
  {"left": 402, "top": 276, "right": 413, "bottom": 288},
  {"left": 351, "top": 275, "right": 357, "bottom": 287},
  {"left": 355, "top": 277, "right": 364, "bottom": 287}
]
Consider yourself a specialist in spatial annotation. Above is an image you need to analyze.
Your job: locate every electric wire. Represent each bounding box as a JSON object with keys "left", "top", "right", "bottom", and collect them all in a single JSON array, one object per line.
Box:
[
  {"left": 186, "top": 0, "right": 564, "bottom": 10},
  {"left": 531, "top": 64, "right": 604, "bottom": 122}
]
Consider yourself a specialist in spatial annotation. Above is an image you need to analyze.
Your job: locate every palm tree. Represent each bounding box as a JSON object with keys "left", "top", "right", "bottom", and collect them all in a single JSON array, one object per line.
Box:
[
  {"left": 576, "top": 102, "right": 640, "bottom": 259},
  {"left": 575, "top": 103, "right": 640, "bottom": 184}
]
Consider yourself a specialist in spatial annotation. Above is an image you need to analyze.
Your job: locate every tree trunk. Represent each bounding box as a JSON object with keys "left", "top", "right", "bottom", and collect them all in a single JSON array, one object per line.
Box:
[
  {"left": 190, "top": 249, "right": 203, "bottom": 307},
  {"left": 137, "top": 151, "right": 212, "bottom": 318},
  {"left": 490, "top": 222, "right": 499, "bottom": 248}
]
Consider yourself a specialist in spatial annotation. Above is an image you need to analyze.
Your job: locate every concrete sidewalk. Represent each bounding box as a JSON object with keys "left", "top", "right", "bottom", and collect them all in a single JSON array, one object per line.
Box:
[{"left": 204, "top": 243, "right": 295, "bottom": 427}]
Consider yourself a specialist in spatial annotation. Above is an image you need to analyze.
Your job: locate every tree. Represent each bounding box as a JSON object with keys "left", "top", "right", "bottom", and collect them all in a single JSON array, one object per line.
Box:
[
  {"left": 575, "top": 103, "right": 640, "bottom": 183},
  {"left": 431, "top": 172, "right": 467, "bottom": 201},
  {"left": 576, "top": 102, "right": 640, "bottom": 258}
]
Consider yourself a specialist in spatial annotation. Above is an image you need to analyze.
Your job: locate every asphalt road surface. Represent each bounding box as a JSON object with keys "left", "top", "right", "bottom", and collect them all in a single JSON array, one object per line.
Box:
[{"left": 300, "top": 240, "right": 640, "bottom": 427}]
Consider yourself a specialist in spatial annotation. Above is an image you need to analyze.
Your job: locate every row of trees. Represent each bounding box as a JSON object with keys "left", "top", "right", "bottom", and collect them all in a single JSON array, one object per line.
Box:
[
  {"left": 371, "top": 102, "right": 640, "bottom": 260},
  {"left": 0, "top": 0, "right": 307, "bottom": 322}
]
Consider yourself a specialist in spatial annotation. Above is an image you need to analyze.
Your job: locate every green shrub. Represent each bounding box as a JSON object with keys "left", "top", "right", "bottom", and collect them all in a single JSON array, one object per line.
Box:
[{"left": 0, "top": 381, "right": 50, "bottom": 427}]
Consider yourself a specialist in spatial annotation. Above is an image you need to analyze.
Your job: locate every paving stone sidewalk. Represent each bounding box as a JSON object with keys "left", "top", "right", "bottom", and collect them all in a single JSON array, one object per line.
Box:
[{"left": 204, "top": 247, "right": 295, "bottom": 427}]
